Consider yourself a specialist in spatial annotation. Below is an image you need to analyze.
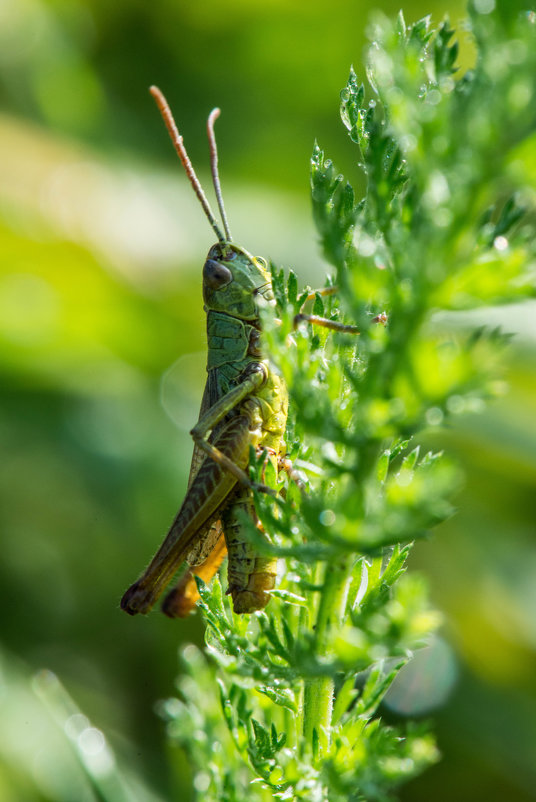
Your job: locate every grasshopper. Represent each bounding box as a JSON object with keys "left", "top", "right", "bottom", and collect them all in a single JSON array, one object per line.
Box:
[
  {"left": 121, "top": 86, "right": 288, "bottom": 617},
  {"left": 121, "top": 87, "right": 382, "bottom": 619}
]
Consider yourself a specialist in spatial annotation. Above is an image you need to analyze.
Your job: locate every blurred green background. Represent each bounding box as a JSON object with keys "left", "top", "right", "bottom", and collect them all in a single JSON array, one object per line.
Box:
[{"left": 1, "top": 0, "right": 535, "bottom": 800}]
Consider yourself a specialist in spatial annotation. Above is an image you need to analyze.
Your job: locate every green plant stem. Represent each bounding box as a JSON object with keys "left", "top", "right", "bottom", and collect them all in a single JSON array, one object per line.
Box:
[
  {"left": 303, "top": 555, "right": 352, "bottom": 757},
  {"left": 295, "top": 605, "right": 307, "bottom": 744}
]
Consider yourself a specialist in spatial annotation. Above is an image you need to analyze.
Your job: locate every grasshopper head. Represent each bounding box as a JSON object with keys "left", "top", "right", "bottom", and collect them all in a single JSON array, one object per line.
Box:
[
  {"left": 203, "top": 242, "right": 274, "bottom": 321},
  {"left": 148, "top": 89, "right": 274, "bottom": 321}
]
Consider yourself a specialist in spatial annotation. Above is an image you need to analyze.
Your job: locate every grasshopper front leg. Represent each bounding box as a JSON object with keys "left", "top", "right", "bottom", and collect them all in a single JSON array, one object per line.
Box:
[
  {"left": 294, "top": 311, "right": 387, "bottom": 333},
  {"left": 294, "top": 286, "right": 388, "bottom": 332}
]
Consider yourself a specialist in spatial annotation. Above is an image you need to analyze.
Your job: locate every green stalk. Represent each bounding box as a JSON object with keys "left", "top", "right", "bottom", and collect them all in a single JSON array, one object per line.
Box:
[
  {"left": 303, "top": 555, "right": 352, "bottom": 758},
  {"left": 295, "top": 604, "right": 308, "bottom": 746}
]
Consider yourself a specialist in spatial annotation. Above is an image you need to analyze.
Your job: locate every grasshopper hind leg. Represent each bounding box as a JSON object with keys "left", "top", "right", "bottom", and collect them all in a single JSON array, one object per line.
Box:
[{"left": 161, "top": 529, "right": 227, "bottom": 618}]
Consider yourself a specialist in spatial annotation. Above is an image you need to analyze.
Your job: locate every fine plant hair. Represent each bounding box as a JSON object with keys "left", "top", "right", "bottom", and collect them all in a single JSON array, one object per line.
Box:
[{"left": 158, "top": 4, "right": 536, "bottom": 800}]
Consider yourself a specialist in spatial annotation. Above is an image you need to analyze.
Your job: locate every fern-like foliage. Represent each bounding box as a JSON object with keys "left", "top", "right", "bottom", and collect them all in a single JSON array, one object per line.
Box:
[{"left": 160, "top": 4, "right": 536, "bottom": 800}]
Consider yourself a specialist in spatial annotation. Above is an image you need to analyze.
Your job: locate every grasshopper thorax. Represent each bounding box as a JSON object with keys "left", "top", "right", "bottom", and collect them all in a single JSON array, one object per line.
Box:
[{"left": 203, "top": 242, "right": 274, "bottom": 321}]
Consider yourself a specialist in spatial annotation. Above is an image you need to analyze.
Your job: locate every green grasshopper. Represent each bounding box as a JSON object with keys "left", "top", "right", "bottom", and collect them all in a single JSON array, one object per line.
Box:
[
  {"left": 121, "top": 87, "right": 378, "bottom": 619},
  {"left": 121, "top": 86, "right": 288, "bottom": 617}
]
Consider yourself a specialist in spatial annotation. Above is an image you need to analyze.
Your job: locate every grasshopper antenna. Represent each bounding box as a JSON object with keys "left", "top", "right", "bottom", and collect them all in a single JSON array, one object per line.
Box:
[
  {"left": 207, "top": 108, "right": 233, "bottom": 242},
  {"left": 149, "top": 85, "right": 226, "bottom": 243}
]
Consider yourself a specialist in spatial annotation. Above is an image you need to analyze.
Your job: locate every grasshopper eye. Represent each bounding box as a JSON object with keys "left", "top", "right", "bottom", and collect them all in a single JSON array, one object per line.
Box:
[{"left": 204, "top": 259, "right": 232, "bottom": 289}]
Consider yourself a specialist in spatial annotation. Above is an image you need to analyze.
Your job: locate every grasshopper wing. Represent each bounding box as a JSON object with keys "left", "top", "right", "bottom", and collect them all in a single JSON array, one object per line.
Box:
[
  {"left": 121, "top": 412, "right": 251, "bottom": 615},
  {"left": 162, "top": 373, "right": 228, "bottom": 618},
  {"left": 184, "top": 373, "right": 226, "bottom": 567},
  {"left": 186, "top": 377, "right": 214, "bottom": 488}
]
